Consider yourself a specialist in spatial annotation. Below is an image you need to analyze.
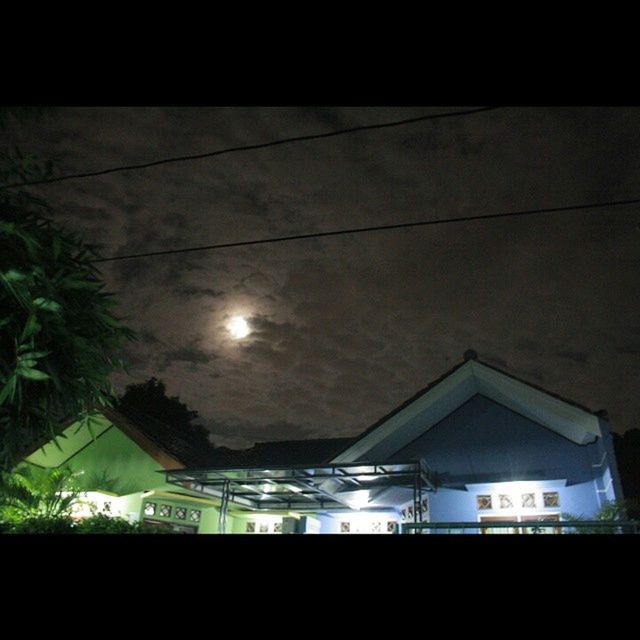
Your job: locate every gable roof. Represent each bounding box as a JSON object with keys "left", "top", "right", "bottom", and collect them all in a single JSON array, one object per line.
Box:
[
  {"left": 101, "top": 407, "right": 230, "bottom": 469},
  {"left": 21, "top": 407, "right": 222, "bottom": 471},
  {"left": 331, "top": 352, "right": 605, "bottom": 463},
  {"left": 197, "top": 437, "right": 356, "bottom": 469}
]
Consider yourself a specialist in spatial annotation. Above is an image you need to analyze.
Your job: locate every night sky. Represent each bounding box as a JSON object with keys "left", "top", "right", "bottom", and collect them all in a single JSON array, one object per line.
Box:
[{"left": 6, "top": 106, "right": 640, "bottom": 448}]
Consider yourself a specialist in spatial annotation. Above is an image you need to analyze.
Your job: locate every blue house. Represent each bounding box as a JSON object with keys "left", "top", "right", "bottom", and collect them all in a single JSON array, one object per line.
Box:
[
  {"left": 165, "top": 350, "right": 623, "bottom": 533},
  {"left": 21, "top": 350, "right": 623, "bottom": 534}
]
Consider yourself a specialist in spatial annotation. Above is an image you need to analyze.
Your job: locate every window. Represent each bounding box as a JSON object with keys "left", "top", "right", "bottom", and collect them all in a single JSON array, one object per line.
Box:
[
  {"left": 159, "top": 504, "right": 172, "bottom": 518},
  {"left": 499, "top": 495, "right": 513, "bottom": 509},
  {"left": 246, "top": 522, "right": 256, "bottom": 533},
  {"left": 175, "top": 507, "right": 187, "bottom": 520},
  {"left": 480, "top": 515, "right": 562, "bottom": 534},
  {"left": 477, "top": 495, "right": 492, "bottom": 510},
  {"left": 521, "top": 493, "right": 536, "bottom": 508},
  {"left": 190, "top": 509, "right": 201, "bottom": 523},
  {"left": 543, "top": 492, "right": 560, "bottom": 507},
  {"left": 144, "top": 502, "right": 156, "bottom": 516},
  {"left": 259, "top": 522, "right": 269, "bottom": 533},
  {"left": 273, "top": 522, "right": 282, "bottom": 533},
  {"left": 340, "top": 521, "right": 351, "bottom": 533},
  {"left": 387, "top": 521, "right": 397, "bottom": 533},
  {"left": 520, "top": 515, "right": 561, "bottom": 534}
]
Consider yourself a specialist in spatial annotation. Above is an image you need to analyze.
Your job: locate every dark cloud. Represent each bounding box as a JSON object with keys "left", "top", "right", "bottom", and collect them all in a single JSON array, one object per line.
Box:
[
  {"left": 137, "top": 329, "right": 160, "bottom": 345},
  {"left": 205, "top": 417, "right": 319, "bottom": 449},
  {"left": 556, "top": 350, "right": 589, "bottom": 364},
  {"left": 176, "top": 285, "right": 223, "bottom": 298},
  {"left": 9, "top": 106, "right": 640, "bottom": 448},
  {"left": 159, "top": 341, "right": 218, "bottom": 373}
]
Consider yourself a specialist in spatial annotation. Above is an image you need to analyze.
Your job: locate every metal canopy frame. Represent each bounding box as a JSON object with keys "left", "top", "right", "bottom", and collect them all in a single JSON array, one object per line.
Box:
[{"left": 165, "top": 460, "right": 436, "bottom": 531}]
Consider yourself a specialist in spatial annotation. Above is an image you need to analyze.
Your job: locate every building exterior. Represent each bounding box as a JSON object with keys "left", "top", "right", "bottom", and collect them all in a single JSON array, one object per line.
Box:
[{"left": 20, "top": 351, "right": 623, "bottom": 533}]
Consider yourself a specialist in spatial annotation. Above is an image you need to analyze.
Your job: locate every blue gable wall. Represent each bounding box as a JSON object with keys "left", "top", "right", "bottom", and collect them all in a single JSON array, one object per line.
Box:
[
  {"left": 389, "top": 395, "right": 599, "bottom": 486},
  {"left": 387, "top": 394, "right": 613, "bottom": 520}
]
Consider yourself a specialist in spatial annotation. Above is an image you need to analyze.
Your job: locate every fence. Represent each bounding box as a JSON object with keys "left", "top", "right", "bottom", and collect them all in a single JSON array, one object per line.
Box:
[{"left": 400, "top": 520, "right": 640, "bottom": 534}]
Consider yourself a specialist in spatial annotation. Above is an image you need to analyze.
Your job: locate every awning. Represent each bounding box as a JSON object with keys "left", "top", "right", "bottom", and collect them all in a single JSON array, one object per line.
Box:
[{"left": 164, "top": 460, "right": 436, "bottom": 512}]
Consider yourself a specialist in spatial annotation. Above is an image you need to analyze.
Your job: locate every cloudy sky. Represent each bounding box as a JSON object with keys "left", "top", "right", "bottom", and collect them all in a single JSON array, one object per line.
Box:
[{"left": 5, "top": 106, "right": 640, "bottom": 448}]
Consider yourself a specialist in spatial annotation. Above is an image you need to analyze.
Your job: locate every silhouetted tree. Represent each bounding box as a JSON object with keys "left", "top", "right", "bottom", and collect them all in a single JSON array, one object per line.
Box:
[
  {"left": 0, "top": 111, "right": 135, "bottom": 467},
  {"left": 613, "top": 429, "right": 640, "bottom": 503},
  {"left": 118, "top": 378, "right": 213, "bottom": 450}
]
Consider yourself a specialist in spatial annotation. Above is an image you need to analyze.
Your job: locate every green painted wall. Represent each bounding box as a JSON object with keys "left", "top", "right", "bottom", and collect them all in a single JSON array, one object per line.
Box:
[
  {"left": 22, "top": 413, "right": 238, "bottom": 533},
  {"left": 27, "top": 414, "right": 113, "bottom": 468},
  {"left": 139, "top": 494, "right": 229, "bottom": 533},
  {"left": 197, "top": 506, "right": 230, "bottom": 534},
  {"left": 230, "top": 512, "right": 289, "bottom": 534},
  {"left": 24, "top": 414, "right": 215, "bottom": 502},
  {"left": 53, "top": 426, "right": 173, "bottom": 495}
]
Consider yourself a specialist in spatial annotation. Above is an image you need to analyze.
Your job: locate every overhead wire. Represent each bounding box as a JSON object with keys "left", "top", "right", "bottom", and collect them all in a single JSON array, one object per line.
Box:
[
  {"left": 0, "top": 106, "right": 498, "bottom": 190},
  {"left": 92, "top": 197, "right": 640, "bottom": 263}
]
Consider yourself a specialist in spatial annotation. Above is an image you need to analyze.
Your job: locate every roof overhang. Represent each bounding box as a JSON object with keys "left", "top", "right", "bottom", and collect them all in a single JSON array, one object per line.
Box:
[
  {"left": 332, "top": 360, "right": 602, "bottom": 464},
  {"left": 164, "top": 460, "right": 436, "bottom": 512}
]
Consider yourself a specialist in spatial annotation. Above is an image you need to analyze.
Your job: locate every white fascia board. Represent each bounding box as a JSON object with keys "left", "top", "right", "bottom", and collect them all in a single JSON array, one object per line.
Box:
[
  {"left": 333, "top": 359, "right": 601, "bottom": 465},
  {"left": 471, "top": 362, "right": 601, "bottom": 444},
  {"left": 332, "top": 361, "right": 477, "bottom": 463}
]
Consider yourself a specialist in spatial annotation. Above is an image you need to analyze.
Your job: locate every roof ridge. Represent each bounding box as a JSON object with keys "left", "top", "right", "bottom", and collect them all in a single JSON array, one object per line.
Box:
[
  {"left": 473, "top": 357, "right": 599, "bottom": 416},
  {"left": 330, "top": 352, "right": 602, "bottom": 459}
]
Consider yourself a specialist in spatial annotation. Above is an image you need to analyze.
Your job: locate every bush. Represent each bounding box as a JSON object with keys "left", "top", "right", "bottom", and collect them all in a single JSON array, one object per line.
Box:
[
  {"left": 75, "top": 513, "right": 168, "bottom": 534},
  {"left": 9, "top": 515, "right": 75, "bottom": 534},
  {"left": 0, "top": 513, "right": 170, "bottom": 534}
]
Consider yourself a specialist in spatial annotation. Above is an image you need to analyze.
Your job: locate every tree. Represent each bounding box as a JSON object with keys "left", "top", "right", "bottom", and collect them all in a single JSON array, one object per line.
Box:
[
  {"left": 0, "top": 465, "right": 79, "bottom": 522},
  {"left": 613, "top": 430, "right": 640, "bottom": 501},
  {"left": 0, "top": 166, "right": 135, "bottom": 467},
  {"left": 118, "top": 377, "right": 213, "bottom": 450}
]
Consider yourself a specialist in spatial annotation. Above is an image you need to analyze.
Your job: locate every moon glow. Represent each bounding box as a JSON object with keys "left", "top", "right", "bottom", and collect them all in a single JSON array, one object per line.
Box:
[{"left": 228, "top": 316, "right": 250, "bottom": 339}]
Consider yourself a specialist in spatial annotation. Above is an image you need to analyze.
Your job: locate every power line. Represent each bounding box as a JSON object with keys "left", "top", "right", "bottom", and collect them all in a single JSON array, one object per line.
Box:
[
  {"left": 0, "top": 107, "right": 499, "bottom": 190},
  {"left": 92, "top": 197, "right": 640, "bottom": 264}
]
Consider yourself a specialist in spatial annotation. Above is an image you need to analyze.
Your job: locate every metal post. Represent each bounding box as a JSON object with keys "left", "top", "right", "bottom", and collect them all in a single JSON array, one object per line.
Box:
[
  {"left": 413, "top": 464, "right": 422, "bottom": 533},
  {"left": 218, "top": 479, "right": 230, "bottom": 534},
  {"left": 418, "top": 466, "right": 423, "bottom": 525}
]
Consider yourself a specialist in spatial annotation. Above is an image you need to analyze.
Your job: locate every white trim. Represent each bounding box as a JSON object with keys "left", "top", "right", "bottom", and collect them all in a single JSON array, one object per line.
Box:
[
  {"left": 596, "top": 477, "right": 614, "bottom": 494},
  {"left": 592, "top": 451, "right": 608, "bottom": 468},
  {"left": 333, "top": 360, "right": 602, "bottom": 463},
  {"left": 478, "top": 513, "right": 562, "bottom": 534}
]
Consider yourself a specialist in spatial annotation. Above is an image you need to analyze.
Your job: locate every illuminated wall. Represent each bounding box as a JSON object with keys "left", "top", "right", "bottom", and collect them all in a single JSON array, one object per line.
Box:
[{"left": 390, "top": 394, "right": 619, "bottom": 520}]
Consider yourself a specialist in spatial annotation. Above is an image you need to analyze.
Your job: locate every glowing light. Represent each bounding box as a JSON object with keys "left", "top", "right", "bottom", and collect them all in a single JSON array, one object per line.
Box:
[
  {"left": 228, "top": 316, "right": 250, "bottom": 339},
  {"left": 344, "top": 490, "right": 371, "bottom": 510}
]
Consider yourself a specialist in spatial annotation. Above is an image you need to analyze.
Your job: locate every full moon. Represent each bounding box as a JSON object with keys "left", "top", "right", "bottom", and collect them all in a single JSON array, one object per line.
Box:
[{"left": 228, "top": 316, "right": 250, "bottom": 339}]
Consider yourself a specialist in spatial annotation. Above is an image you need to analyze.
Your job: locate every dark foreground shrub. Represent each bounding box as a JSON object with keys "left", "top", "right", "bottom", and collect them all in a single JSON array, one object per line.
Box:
[
  {"left": 9, "top": 515, "right": 76, "bottom": 534},
  {"left": 1, "top": 513, "right": 169, "bottom": 534},
  {"left": 76, "top": 513, "right": 168, "bottom": 534}
]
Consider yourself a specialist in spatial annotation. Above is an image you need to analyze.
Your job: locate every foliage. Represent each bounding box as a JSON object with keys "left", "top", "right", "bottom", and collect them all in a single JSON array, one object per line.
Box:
[
  {"left": 118, "top": 377, "right": 213, "bottom": 450},
  {"left": 562, "top": 499, "right": 640, "bottom": 534},
  {"left": 2, "top": 513, "right": 168, "bottom": 534},
  {"left": 78, "top": 467, "right": 125, "bottom": 495},
  {"left": 0, "top": 465, "right": 79, "bottom": 521},
  {"left": 74, "top": 513, "right": 168, "bottom": 534},
  {"left": 8, "top": 515, "right": 76, "bottom": 534},
  {"left": 0, "top": 190, "right": 136, "bottom": 466},
  {"left": 0, "top": 466, "right": 169, "bottom": 533},
  {"left": 612, "top": 430, "right": 640, "bottom": 502}
]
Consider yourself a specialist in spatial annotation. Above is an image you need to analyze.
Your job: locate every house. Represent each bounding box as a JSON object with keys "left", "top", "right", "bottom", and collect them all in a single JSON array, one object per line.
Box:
[
  {"left": 21, "top": 407, "right": 228, "bottom": 533},
  {"left": 20, "top": 351, "right": 623, "bottom": 533}
]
